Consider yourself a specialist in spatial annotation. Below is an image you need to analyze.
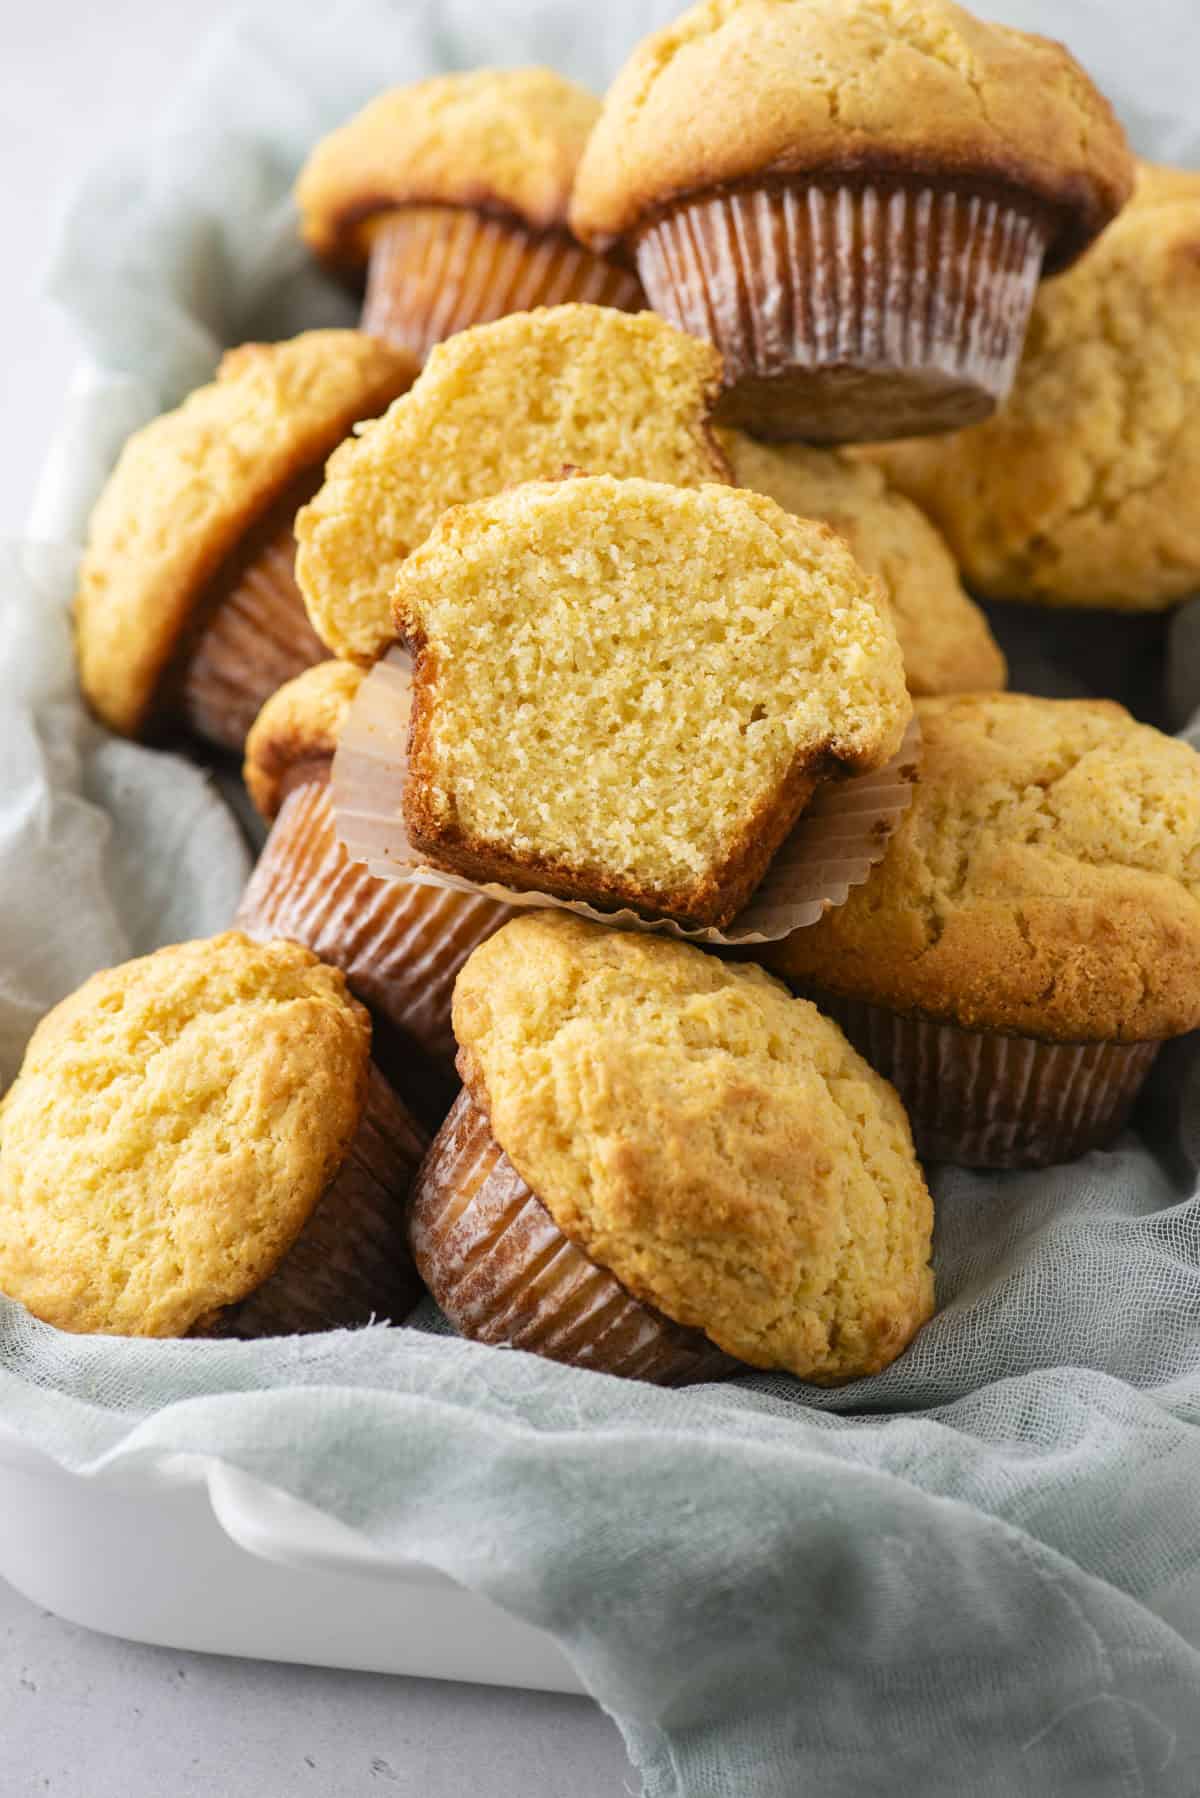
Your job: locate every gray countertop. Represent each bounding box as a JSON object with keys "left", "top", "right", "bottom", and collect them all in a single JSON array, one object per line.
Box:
[
  {"left": 0, "top": 1577, "right": 628, "bottom": 1796},
  {"left": 0, "top": 4, "right": 628, "bottom": 1789}
]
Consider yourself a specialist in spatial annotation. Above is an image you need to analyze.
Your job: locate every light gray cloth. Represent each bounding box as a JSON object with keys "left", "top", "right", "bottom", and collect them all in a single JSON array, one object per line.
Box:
[{"left": 5, "top": 2, "right": 1200, "bottom": 1792}]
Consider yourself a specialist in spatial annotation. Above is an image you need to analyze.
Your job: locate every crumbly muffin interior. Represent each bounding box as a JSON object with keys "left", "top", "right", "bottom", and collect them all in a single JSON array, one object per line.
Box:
[
  {"left": 395, "top": 475, "right": 910, "bottom": 913},
  {"left": 295, "top": 305, "right": 729, "bottom": 663}
]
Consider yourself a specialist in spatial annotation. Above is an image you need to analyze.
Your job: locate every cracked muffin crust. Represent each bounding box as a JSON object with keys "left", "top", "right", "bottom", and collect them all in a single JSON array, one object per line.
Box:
[
  {"left": 0, "top": 933, "right": 427, "bottom": 1338},
  {"left": 766, "top": 693, "right": 1200, "bottom": 1044},
  {"left": 296, "top": 70, "right": 642, "bottom": 363},
  {"left": 866, "top": 163, "right": 1200, "bottom": 610},
  {"left": 570, "top": 0, "right": 1131, "bottom": 442},
  {"left": 298, "top": 68, "right": 603, "bottom": 265},
  {"left": 570, "top": 0, "right": 1132, "bottom": 268},
  {"left": 75, "top": 331, "right": 418, "bottom": 740},
  {"left": 447, "top": 913, "right": 935, "bottom": 1381},
  {"left": 720, "top": 429, "right": 1005, "bottom": 696}
]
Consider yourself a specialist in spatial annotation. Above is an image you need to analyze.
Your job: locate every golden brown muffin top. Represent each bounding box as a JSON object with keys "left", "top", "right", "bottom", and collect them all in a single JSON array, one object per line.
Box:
[
  {"left": 75, "top": 331, "right": 418, "bottom": 739},
  {"left": 395, "top": 474, "right": 911, "bottom": 928},
  {"left": 244, "top": 660, "right": 366, "bottom": 820},
  {"left": 866, "top": 161, "right": 1200, "bottom": 611},
  {"left": 720, "top": 430, "right": 1005, "bottom": 697},
  {"left": 297, "top": 68, "right": 601, "bottom": 265},
  {"left": 454, "top": 913, "right": 934, "bottom": 1382},
  {"left": 296, "top": 304, "right": 730, "bottom": 664},
  {"left": 570, "top": 0, "right": 1132, "bottom": 270},
  {"left": 0, "top": 934, "right": 372, "bottom": 1338},
  {"left": 767, "top": 694, "right": 1200, "bottom": 1043}
]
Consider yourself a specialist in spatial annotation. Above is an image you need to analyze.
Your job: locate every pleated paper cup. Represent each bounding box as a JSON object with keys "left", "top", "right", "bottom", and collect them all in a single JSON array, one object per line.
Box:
[
  {"left": 235, "top": 765, "right": 512, "bottom": 1118},
  {"left": 635, "top": 181, "right": 1052, "bottom": 443},
  {"left": 410, "top": 1089, "right": 738, "bottom": 1384},
  {"left": 202, "top": 1066, "right": 428, "bottom": 1338},
  {"left": 805, "top": 989, "right": 1162, "bottom": 1170},
  {"left": 330, "top": 651, "right": 921, "bottom": 948},
  {"left": 361, "top": 205, "right": 645, "bottom": 362},
  {"left": 175, "top": 478, "right": 327, "bottom": 754}
]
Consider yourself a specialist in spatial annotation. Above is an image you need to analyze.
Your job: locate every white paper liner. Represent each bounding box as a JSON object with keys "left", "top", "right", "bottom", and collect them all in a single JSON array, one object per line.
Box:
[{"left": 330, "top": 650, "right": 921, "bottom": 947}]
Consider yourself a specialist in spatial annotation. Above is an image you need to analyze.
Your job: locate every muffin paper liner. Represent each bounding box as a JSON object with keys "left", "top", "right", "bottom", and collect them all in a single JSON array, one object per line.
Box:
[
  {"left": 635, "top": 182, "right": 1051, "bottom": 443},
  {"left": 176, "top": 495, "right": 327, "bottom": 754},
  {"left": 805, "top": 989, "right": 1162, "bottom": 1171},
  {"left": 410, "top": 1089, "right": 737, "bottom": 1384},
  {"left": 361, "top": 205, "right": 645, "bottom": 362},
  {"left": 235, "top": 769, "right": 512, "bottom": 1098},
  {"left": 330, "top": 651, "right": 921, "bottom": 947},
  {"left": 206, "top": 1066, "right": 428, "bottom": 1338}
]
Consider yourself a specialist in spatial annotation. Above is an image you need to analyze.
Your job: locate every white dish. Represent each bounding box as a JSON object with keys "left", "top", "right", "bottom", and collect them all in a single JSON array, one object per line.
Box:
[{"left": 0, "top": 1422, "right": 582, "bottom": 1691}]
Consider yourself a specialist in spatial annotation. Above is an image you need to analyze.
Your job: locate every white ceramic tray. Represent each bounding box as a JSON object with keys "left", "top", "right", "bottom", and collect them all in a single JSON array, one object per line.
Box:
[
  {"left": 0, "top": 372, "right": 584, "bottom": 1693},
  {"left": 0, "top": 1421, "right": 582, "bottom": 1692}
]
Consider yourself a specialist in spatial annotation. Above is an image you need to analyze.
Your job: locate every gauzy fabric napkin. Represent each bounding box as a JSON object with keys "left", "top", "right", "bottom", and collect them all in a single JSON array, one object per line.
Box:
[{"left": 4, "top": 2, "right": 1200, "bottom": 1792}]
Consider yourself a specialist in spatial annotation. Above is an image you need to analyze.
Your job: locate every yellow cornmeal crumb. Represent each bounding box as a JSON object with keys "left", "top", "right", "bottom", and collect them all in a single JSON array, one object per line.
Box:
[
  {"left": 297, "top": 68, "right": 600, "bottom": 264},
  {"left": 570, "top": 0, "right": 1132, "bottom": 266},
  {"left": 395, "top": 475, "right": 911, "bottom": 928},
  {"left": 867, "top": 163, "right": 1200, "bottom": 610},
  {"left": 244, "top": 660, "right": 366, "bottom": 820},
  {"left": 453, "top": 913, "right": 934, "bottom": 1382},
  {"left": 295, "top": 304, "right": 729, "bottom": 663},
  {"left": 0, "top": 934, "right": 371, "bottom": 1338},
  {"left": 720, "top": 429, "right": 1005, "bottom": 696},
  {"left": 75, "top": 331, "right": 417, "bottom": 737},
  {"left": 768, "top": 694, "right": 1200, "bottom": 1043}
]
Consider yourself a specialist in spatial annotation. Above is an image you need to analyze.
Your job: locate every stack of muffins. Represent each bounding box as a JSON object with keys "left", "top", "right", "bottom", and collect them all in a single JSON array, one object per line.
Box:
[{"left": 5, "top": 0, "right": 1200, "bottom": 1392}]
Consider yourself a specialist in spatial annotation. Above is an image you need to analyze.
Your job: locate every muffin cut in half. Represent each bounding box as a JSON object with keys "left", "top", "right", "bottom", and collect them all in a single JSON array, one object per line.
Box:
[
  {"left": 238, "top": 661, "right": 512, "bottom": 1118},
  {"left": 296, "top": 303, "right": 730, "bottom": 664},
  {"left": 570, "top": 0, "right": 1133, "bottom": 441},
  {"left": 720, "top": 429, "right": 1006, "bottom": 697},
  {"left": 411, "top": 913, "right": 935, "bottom": 1384},
  {"left": 766, "top": 693, "right": 1200, "bottom": 1168},
  {"left": 75, "top": 331, "right": 417, "bottom": 752},
  {"left": 296, "top": 69, "right": 642, "bottom": 362},
  {"left": 391, "top": 475, "right": 911, "bottom": 930},
  {"left": 0, "top": 934, "right": 428, "bottom": 1338}
]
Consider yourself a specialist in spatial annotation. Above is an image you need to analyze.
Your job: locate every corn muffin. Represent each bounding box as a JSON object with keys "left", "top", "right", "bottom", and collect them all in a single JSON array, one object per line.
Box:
[
  {"left": 721, "top": 429, "right": 1005, "bottom": 696},
  {"left": 766, "top": 693, "right": 1200, "bottom": 1167},
  {"left": 0, "top": 934, "right": 428, "bottom": 1337},
  {"left": 391, "top": 474, "right": 911, "bottom": 929},
  {"left": 75, "top": 331, "right": 417, "bottom": 751},
  {"left": 570, "top": 0, "right": 1133, "bottom": 441},
  {"left": 296, "top": 69, "right": 642, "bottom": 360},
  {"left": 238, "top": 662, "right": 512, "bottom": 1115},
  {"left": 411, "top": 914, "right": 935, "bottom": 1383},
  {"left": 296, "top": 303, "right": 730, "bottom": 663},
  {"left": 867, "top": 163, "right": 1200, "bottom": 611}
]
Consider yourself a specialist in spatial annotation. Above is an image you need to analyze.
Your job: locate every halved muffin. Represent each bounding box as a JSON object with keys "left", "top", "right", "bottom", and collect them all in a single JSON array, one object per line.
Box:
[
  {"left": 391, "top": 475, "right": 911, "bottom": 929},
  {"left": 296, "top": 303, "right": 730, "bottom": 664}
]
